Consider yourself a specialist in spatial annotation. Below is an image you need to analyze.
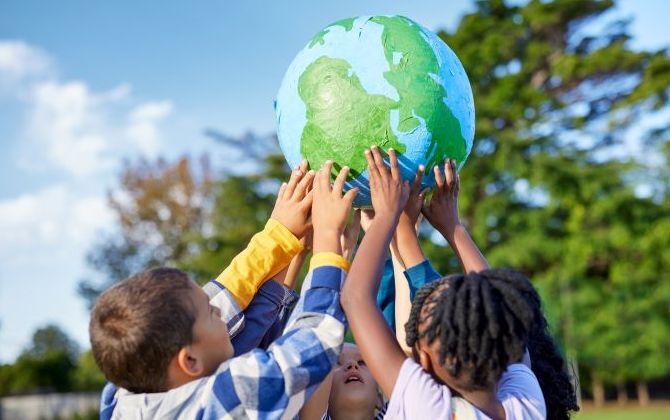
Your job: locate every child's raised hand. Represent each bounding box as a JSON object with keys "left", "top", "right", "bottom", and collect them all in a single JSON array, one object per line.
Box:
[
  {"left": 401, "top": 165, "right": 428, "bottom": 229},
  {"left": 270, "top": 160, "right": 315, "bottom": 238},
  {"left": 312, "top": 161, "right": 359, "bottom": 253},
  {"left": 422, "top": 158, "right": 461, "bottom": 239},
  {"left": 365, "top": 147, "right": 410, "bottom": 222}
]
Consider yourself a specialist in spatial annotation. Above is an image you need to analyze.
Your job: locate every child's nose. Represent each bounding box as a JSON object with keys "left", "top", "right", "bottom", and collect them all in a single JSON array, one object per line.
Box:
[{"left": 346, "top": 361, "right": 359, "bottom": 370}]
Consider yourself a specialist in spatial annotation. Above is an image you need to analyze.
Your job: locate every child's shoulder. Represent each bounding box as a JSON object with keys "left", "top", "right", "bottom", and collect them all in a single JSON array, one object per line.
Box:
[{"left": 497, "top": 363, "right": 546, "bottom": 419}]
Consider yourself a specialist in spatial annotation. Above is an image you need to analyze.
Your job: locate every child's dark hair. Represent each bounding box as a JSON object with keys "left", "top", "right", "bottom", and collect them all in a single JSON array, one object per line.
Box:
[
  {"left": 89, "top": 267, "right": 196, "bottom": 393},
  {"left": 483, "top": 269, "right": 579, "bottom": 419},
  {"left": 405, "top": 269, "right": 534, "bottom": 391}
]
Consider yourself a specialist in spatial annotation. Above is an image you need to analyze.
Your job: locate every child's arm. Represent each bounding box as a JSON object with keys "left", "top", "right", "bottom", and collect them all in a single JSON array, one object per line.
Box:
[
  {"left": 201, "top": 164, "right": 358, "bottom": 418},
  {"left": 341, "top": 147, "right": 410, "bottom": 397},
  {"left": 392, "top": 166, "right": 427, "bottom": 351},
  {"left": 203, "top": 162, "right": 314, "bottom": 336},
  {"left": 297, "top": 211, "right": 360, "bottom": 420},
  {"left": 422, "top": 159, "right": 489, "bottom": 273},
  {"left": 362, "top": 210, "right": 398, "bottom": 330}
]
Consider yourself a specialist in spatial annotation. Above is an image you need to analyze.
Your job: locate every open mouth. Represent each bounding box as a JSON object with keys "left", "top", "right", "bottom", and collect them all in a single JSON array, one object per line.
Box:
[{"left": 345, "top": 373, "right": 364, "bottom": 384}]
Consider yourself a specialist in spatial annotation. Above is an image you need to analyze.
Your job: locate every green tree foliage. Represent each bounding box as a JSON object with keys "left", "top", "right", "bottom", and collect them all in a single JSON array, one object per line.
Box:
[
  {"left": 72, "top": 350, "right": 107, "bottom": 391},
  {"left": 421, "top": 0, "right": 670, "bottom": 402},
  {"left": 0, "top": 325, "right": 78, "bottom": 395}
]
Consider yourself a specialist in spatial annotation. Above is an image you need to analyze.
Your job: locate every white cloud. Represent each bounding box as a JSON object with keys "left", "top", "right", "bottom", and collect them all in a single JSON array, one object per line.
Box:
[
  {"left": 127, "top": 101, "right": 174, "bottom": 155},
  {"left": 0, "top": 40, "right": 54, "bottom": 91},
  {"left": 0, "top": 185, "right": 113, "bottom": 257},
  {"left": 19, "top": 80, "right": 174, "bottom": 176},
  {"left": 25, "top": 81, "right": 116, "bottom": 175},
  {"left": 0, "top": 39, "right": 174, "bottom": 177},
  {"left": 0, "top": 39, "right": 180, "bottom": 362},
  {"left": 19, "top": 79, "right": 175, "bottom": 176}
]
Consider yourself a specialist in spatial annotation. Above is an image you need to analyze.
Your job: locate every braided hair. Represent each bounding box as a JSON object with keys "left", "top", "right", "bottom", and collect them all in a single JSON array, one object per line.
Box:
[
  {"left": 482, "top": 269, "right": 579, "bottom": 419},
  {"left": 405, "top": 270, "right": 535, "bottom": 391}
]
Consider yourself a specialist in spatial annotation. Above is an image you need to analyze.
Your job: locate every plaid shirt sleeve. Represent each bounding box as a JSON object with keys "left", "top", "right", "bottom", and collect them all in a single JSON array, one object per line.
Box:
[{"left": 197, "top": 252, "right": 349, "bottom": 419}]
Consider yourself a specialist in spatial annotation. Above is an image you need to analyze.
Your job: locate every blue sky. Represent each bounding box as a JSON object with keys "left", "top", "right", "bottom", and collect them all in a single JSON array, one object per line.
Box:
[{"left": 0, "top": 0, "right": 668, "bottom": 362}]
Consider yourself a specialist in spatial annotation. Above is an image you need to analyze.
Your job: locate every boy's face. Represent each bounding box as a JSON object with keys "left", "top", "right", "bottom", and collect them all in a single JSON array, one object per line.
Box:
[
  {"left": 329, "top": 343, "right": 380, "bottom": 413},
  {"left": 188, "top": 283, "right": 234, "bottom": 376}
]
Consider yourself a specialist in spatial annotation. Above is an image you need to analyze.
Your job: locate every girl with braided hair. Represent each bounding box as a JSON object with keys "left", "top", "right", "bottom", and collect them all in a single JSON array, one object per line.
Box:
[
  {"left": 390, "top": 158, "right": 578, "bottom": 418},
  {"left": 341, "top": 147, "right": 545, "bottom": 419}
]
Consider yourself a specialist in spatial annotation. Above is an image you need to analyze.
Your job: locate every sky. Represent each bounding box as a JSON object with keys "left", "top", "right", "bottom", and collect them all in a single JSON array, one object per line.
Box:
[{"left": 0, "top": 0, "right": 668, "bottom": 362}]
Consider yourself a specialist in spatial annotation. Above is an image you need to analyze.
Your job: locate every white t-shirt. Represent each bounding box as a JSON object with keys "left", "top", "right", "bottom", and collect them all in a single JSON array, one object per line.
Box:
[{"left": 385, "top": 359, "right": 546, "bottom": 419}]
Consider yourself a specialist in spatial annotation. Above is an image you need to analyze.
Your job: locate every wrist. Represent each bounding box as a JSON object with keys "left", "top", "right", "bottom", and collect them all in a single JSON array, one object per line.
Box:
[
  {"left": 396, "top": 220, "right": 425, "bottom": 267},
  {"left": 313, "top": 228, "right": 343, "bottom": 254},
  {"left": 440, "top": 222, "right": 464, "bottom": 242}
]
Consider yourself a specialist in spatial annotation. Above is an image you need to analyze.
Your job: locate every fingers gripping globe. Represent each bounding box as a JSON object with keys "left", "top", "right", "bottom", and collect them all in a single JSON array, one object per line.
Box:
[{"left": 275, "top": 15, "right": 475, "bottom": 206}]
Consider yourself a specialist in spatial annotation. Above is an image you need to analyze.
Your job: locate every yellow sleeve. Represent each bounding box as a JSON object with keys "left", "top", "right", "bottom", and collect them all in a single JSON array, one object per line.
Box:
[
  {"left": 309, "top": 252, "right": 351, "bottom": 273},
  {"left": 215, "top": 218, "right": 303, "bottom": 309}
]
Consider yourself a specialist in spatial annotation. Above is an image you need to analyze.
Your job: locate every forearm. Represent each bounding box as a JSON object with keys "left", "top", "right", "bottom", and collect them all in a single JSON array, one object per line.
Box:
[
  {"left": 342, "top": 217, "right": 406, "bottom": 397},
  {"left": 215, "top": 218, "right": 303, "bottom": 309},
  {"left": 299, "top": 372, "right": 332, "bottom": 420},
  {"left": 275, "top": 249, "right": 309, "bottom": 289},
  {"left": 442, "top": 224, "right": 489, "bottom": 273},
  {"left": 394, "top": 215, "right": 425, "bottom": 268},
  {"left": 391, "top": 246, "right": 412, "bottom": 355}
]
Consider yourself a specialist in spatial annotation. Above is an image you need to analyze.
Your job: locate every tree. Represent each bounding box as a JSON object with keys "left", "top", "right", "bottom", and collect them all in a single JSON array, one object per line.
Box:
[
  {"left": 79, "top": 133, "right": 288, "bottom": 301},
  {"left": 0, "top": 325, "right": 79, "bottom": 395},
  {"left": 72, "top": 350, "right": 107, "bottom": 391},
  {"left": 422, "top": 0, "right": 670, "bottom": 404},
  {"left": 79, "top": 156, "right": 214, "bottom": 307}
]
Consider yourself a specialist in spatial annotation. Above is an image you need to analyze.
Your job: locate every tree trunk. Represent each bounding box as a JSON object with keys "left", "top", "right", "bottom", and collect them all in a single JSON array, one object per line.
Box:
[
  {"left": 593, "top": 375, "right": 605, "bottom": 408},
  {"left": 617, "top": 381, "right": 628, "bottom": 406},
  {"left": 637, "top": 381, "right": 650, "bottom": 407}
]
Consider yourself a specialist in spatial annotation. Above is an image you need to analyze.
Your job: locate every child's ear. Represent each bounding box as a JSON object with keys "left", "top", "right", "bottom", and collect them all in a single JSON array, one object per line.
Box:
[
  {"left": 417, "top": 348, "right": 432, "bottom": 372},
  {"left": 176, "top": 346, "right": 204, "bottom": 378}
]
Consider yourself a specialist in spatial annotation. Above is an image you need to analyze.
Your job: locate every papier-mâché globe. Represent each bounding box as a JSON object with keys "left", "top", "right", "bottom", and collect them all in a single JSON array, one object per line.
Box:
[{"left": 275, "top": 15, "right": 475, "bottom": 206}]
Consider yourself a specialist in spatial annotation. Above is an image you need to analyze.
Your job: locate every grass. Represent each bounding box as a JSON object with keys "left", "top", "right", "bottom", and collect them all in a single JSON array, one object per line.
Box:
[{"left": 576, "top": 403, "right": 670, "bottom": 420}]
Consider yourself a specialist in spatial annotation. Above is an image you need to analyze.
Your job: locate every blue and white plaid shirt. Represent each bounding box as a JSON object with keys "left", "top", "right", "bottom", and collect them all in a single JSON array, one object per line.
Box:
[{"left": 100, "top": 254, "right": 348, "bottom": 419}]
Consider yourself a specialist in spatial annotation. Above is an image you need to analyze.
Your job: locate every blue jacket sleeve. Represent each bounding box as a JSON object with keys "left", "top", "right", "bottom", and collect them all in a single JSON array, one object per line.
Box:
[
  {"left": 375, "top": 256, "right": 396, "bottom": 331},
  {"left": 403, "top": 259, "right": 442, "bottom": 301},
  {"left": 231, "top": 280, "right": 299, "bottom": 356}
]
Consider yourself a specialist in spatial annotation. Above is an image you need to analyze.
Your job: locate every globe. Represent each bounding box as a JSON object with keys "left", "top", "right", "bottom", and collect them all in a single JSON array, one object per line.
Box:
[{"left": 275, "top": 15, "right": 475, "bottom": 206}]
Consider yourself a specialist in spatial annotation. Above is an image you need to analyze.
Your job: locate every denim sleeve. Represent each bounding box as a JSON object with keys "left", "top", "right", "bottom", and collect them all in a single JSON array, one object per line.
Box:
[
  {"left": 376, "top": 256, "right": 396, "bottom": 332},
  {"left": 403, "top": 259, "right": 441, "bottom": 301},
  {"left": 231, "top": 280, "right": 299, "bottom": 356}
]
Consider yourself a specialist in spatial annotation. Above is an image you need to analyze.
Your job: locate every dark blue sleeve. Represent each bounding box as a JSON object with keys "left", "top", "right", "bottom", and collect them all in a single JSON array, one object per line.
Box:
[
  {"left": 403, "top": 259, "right": 442, "bottom": 301},
  {"left": 375, "top": 255, "right": 396, "bottom": 332},
  {"left": 231, "top": 280, "right": 298, "bottom": 356}
]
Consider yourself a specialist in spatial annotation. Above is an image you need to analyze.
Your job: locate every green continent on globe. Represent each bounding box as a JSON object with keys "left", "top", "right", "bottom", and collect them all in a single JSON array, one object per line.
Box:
[
  {"left": 373, "top": 16, "right": 467, "bottom": 169},
  {"left": 298, "top": 15, "right": 468, "bottom": 177},
  {"left": 298, "top": 56, "right": 407, "bottom": 177}
]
